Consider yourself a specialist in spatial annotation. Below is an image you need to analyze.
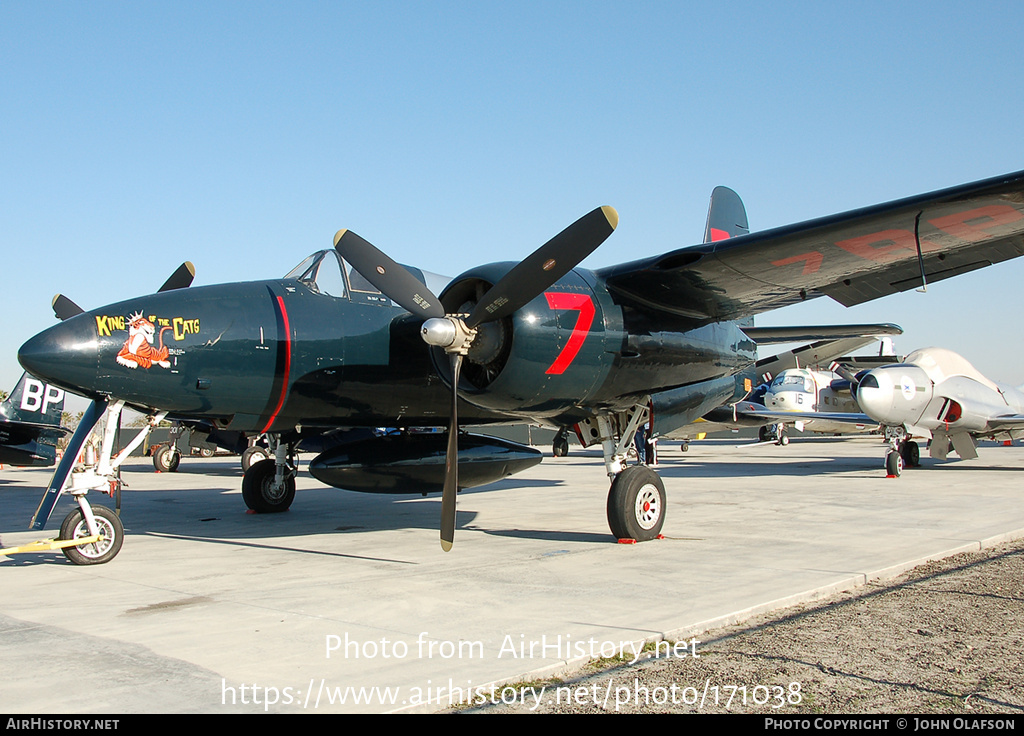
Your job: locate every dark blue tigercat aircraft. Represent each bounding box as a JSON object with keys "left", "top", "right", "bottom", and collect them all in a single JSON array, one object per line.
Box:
[{"left": 19, "top": 170, "right": 1024, "bottom": 557}]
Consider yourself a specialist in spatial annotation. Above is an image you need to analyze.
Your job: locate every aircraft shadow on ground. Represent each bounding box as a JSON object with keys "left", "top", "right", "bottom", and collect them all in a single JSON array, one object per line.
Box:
[{"left": 0, "top": 470, "right": 605, "bottom": 565}]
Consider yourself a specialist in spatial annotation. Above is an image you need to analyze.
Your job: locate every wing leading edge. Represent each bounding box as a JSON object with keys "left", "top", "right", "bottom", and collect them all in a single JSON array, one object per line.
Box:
[{"left": 599, "top": 170, "right": 1024, "bottom": 325}]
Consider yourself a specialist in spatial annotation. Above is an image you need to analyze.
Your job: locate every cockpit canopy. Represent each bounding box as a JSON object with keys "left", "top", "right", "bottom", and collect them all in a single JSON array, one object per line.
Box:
[
  {"left": 284, "top": 250, "right": 450, "bottom": 302},
  {"left": 770, "top": 372, "right": 813, "bottom": 393}
]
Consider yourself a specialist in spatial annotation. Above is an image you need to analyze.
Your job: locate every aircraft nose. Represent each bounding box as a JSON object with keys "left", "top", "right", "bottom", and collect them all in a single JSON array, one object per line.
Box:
[
  {"left": 18, "top": 317, "right": 100, "bottom": 396},
  {"left": 855, "top": 370, "right": 896, "bottom": 424}
]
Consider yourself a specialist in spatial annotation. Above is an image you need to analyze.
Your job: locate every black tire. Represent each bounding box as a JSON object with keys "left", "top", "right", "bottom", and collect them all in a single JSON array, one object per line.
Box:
[
  {"left": 241, "top": 446, "right": 270, "bottom": 472},
  {"left": 153, "top": 444, "right": 180, "bottom": 473},
  {"left": 777, "top": 430, "right": 789, "bottom": 446},
  {"left": 680, "top": 442, "right": 689, "bottom": 453},
  {"left": 59, "top": 505, "right": 124, "bottom": 565},
  {"left": 607, "top": 466, "right": 666, "bottom": 541},
  {"left": 242, "top": 459, "right": 295, "bottom": 513},
  {"left": 552, "top": 434, "right": 569, "bottom": 458},
  {"left": 901, "top": 440, "right": 920, "bottom": 467},
  {"left": 758, "top": 425, "right": 772, "bottom": 443},
  {"left": 886, "top": 451, "right": 903, "bottom": 477}
]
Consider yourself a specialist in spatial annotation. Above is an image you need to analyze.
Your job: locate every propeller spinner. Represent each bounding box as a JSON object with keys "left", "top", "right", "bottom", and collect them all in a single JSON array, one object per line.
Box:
[{"left": 335, "top": 206, "right": 618, "bottom": 550}]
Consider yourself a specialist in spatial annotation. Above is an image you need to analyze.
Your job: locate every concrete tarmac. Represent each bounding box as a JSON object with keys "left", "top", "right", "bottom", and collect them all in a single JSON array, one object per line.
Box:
[{"left": 2, "top": 436, "right": 1023, "bottom": 713}]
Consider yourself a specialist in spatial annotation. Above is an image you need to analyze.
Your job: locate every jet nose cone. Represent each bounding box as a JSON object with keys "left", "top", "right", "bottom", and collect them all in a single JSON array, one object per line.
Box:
[
  {"left": 855, "top": 370, "right": 895, "bottom": 423},
  {"left": 19, "top": 317, "right": 100, "bottom": 396}
]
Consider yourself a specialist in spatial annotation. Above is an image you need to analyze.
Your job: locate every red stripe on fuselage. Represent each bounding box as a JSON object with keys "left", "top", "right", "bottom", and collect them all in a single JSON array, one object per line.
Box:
[{"left": 261, "top": 296, "right": 292, "bottom": 433}]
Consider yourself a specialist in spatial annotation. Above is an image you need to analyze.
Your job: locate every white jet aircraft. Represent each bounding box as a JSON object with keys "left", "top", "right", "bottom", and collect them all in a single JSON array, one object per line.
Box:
[{"left": 856, "top": 347, "right": 1024, "bottom": 476}]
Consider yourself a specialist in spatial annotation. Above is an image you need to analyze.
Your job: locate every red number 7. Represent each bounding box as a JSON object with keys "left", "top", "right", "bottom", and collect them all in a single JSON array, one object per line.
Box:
[{"left": 544, "top": 292, "right": 595, "bottom": 375}]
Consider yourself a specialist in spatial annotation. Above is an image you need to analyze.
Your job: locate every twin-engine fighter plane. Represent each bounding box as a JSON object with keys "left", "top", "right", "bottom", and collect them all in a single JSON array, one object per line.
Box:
[
  {"left": 0, "top": 373, "right": 67, "bottom": 467},
  {"left": 856, "top": 347, "right": 1024, "bottom": 476},
  {"left": 18, "top": 169, "right": 1024, "bottom": 557}
]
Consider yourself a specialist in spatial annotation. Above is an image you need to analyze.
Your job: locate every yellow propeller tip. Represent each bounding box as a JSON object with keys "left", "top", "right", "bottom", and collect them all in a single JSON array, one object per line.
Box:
[
  {"left": 601, "top": 206, "right": 619, "bottom": 230},
  {"left": 333, "top": 229, "right": 348, "bottom": 247},
  {"left": 440, "top": 539, "right": 453, "bottom": 552}
]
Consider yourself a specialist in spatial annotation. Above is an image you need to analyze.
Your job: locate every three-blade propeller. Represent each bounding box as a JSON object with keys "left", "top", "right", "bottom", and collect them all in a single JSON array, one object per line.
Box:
[
  {"left": 51, "top": 262, "right": 195, "bottom": 321},
  {"left": 334, "top": 206, "right": 618, "bottom": 550}
]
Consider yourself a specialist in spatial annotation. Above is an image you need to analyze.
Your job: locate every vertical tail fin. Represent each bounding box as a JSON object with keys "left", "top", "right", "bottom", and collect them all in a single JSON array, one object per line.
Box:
[
  {"left": 1, "top": 373, "right": 66, "bottom": 426},
  {"left": 703, "top": 186, "right": 749, "bottom": 243}
]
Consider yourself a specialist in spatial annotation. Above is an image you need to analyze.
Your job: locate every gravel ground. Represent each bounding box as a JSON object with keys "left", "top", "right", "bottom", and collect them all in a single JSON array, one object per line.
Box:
[{"left": 468, "top": 538, "right": 1024, "bottom": 713}]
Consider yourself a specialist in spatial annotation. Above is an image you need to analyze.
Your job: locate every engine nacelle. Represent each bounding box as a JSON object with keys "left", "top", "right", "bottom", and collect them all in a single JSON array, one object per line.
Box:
[
  {"left": 432, "top": 264, "right": 618, "bottom": 417},
  {"left": 307, "top": 432, "right": 542, "bottom": 493}
]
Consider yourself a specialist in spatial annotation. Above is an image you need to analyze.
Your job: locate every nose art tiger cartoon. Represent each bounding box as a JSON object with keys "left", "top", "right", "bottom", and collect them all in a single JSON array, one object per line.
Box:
[{"left": 116, "top": 312, "right": 171, "bottom": 369}]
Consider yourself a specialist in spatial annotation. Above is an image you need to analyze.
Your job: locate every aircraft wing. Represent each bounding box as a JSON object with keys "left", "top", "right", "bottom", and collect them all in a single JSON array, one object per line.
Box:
[
  {"left": 753, "top": 334, "right": 897, "bottom": 380},
  {"left": 738, "top": 406, "right": 877, "bottom": 427},
  {"left": 982, "top": 415, "right": 1024, "bottom": 432},
  {"left": 599, "top": 170, "right": 1024, "bottom": 324}
]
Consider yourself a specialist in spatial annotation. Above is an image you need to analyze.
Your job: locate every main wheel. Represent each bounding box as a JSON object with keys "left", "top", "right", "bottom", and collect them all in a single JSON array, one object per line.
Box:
[
  {"left": 241, "top": 445, "right": 271, "bottom": 472},
  {"left": 607, "top": 466, "right": 666, "bottom": 541},
  {"left": 758, "top": 425, "right": 772, "bottom": 443},
  {"left": 59, "top": 505, "right": 124, "bottom": 565},
  {"left": 153, "top": 444, "right": 180, "bottom": 472},
  {"left": 552, "top": 433, "right": 569, "bottom": 457},
  {"left": 242, "top": 459, "right": 295, "bottom": 513},
  {"left": 900, "top": 440, "right": 920, "bottom": 468},
  {"left": 886, "top": 451, "right": 903, "bottom": 477}
]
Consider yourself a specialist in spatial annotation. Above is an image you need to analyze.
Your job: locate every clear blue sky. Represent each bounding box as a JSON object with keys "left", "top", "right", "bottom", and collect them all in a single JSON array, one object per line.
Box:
[{"left": 3, "top": 1, "right": 1024, "bottom": 395}]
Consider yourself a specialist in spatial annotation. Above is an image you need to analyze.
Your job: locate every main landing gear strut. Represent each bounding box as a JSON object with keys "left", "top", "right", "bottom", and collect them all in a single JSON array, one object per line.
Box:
[
  {"left": 576, "top": 402, "right": 666, "bottom": 543},
  {"left": 241, "top": 435, "right": 297, "bottom": 513}
]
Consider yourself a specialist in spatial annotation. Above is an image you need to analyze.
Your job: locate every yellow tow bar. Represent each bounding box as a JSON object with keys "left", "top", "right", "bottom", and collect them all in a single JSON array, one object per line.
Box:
[{"left": 0, "top": 535, "right": 103, "bottom": 556}]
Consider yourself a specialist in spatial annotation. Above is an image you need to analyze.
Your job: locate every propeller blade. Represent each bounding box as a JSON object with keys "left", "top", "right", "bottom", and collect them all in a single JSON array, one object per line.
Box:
[
  {"left": 334, "top": 229, "right": 446, "bottom": 320},
  {"left": 31, "top": 398, "right": 108, "bottom": 530},
  {"left": 829, "top": 361, "right": 859, "bottom": 384},
  {"left": 51, "top": 294, "right": 85, "bottom": 321},
  {"left": 440, "top": 353, "right": 462, "bottom": 552},
  {"left": 466, "top": 206, "right": 618, "bottom": 327},
  {"left": 158, "top": 262, "right": 196, "bottom": 292}
]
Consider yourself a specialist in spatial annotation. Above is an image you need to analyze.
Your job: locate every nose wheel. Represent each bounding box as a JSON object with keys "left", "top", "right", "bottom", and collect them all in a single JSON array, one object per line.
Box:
[
  {"left": 60, "top": 504, "right": 124, "bottom": 565},
  {"left": 885, "top": 450, "right": 903, "bottom": 478}
]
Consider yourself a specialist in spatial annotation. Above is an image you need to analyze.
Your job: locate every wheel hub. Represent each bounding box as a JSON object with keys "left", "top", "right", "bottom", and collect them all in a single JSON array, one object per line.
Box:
[
  {"left": 634, "top": 484, "right": 661, "bottom": 530},
  {"left": 263, "top": 477, "right": 289, "bottom": 502},
  {"left": 71, "top": 518, "right": 115, "bottom": 558}
]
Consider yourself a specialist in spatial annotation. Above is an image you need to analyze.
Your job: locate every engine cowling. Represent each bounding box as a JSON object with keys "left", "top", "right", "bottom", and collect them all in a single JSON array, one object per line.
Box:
[{"left": 431, "top": 265, "right": 618, "bottom": 417}]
